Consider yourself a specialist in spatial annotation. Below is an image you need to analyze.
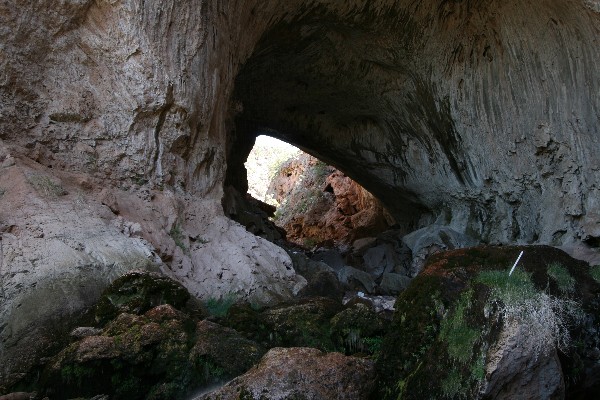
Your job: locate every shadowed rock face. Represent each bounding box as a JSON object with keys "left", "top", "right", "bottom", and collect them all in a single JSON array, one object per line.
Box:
[
  {"left": 1, "top": 0, "right": 600, "bottom": 390},
  {"left": 231, "top": 0, "right": 600, "bottom": 248}
]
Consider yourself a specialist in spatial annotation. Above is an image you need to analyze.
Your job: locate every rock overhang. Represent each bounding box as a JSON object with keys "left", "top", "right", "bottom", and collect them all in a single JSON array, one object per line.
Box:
[{"left": 229, "top": 0, "right": 600, "bottom": 247}]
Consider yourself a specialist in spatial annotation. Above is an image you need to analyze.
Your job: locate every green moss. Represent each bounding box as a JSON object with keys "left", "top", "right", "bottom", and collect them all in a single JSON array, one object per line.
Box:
[
  {"left": 330, "top": 303, "right": 386, "bottom": 355},
  {"left": 363, "top": 336, "right": 383, "bottom": 355},
  {"left": 475, "top": 269, "right": 536, "bottom": 305},
  {"left": 441, "top": 369, "right": 465, "bottom": 399},
  {"left": 439, "top": 290, "right": 479, "bottom": 364},
  {"left": 375, "top": 275, "right": 445, "bottom": 399},
  {"left": 196, "top": 357, "right": 227, "bottom": 384},
  {"left": 589, "top": 265, "right": 600, "bottom": 283},
  {"left": 60, "top": 364, "right": 94, "bottom": 386},
  {"left": 547, "top": 262, "right": 576, "bottom": 293},
  {"left": 95, "top": 271, "right": 190, "bottom": 324},
  {"left": 205, "top": 294, "right": 236, "bottom": 318},
  {"left": 471, "top": 351, "right": 486, "bottom": 381}
]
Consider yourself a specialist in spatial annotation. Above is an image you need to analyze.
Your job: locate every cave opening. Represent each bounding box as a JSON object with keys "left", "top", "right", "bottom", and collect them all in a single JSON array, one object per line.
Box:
[
  {"left": 223, "top": 130, "right": 416, "bottom": 297},
  {"left": 226, "top": 9, "right": 435, "bottom": 245},
  {"left": 242, "top": 134, "right": 396, "bottom": 250},
  {"left": 221, "top": 6, "right": 483, "bottom": 295}
]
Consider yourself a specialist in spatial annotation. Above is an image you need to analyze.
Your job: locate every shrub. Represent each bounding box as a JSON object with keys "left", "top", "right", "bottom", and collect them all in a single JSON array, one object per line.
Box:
[
  {"left": 169, "top": 224, "right": 187, "bottom": 251},
  {"left": 477, "top": 269, "right": 579, "bottom": 356},
  {"left": 27, "top": 174, "right": 67, "bottom": 197}
]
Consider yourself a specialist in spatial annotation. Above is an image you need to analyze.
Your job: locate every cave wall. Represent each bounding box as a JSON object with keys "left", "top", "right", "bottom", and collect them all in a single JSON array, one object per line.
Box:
[
  {"left": 233, "top": 0, "right": 600, "bottom": 248},
  {"left": 1, "top": 0, "right": 599, "bottom": 388}
]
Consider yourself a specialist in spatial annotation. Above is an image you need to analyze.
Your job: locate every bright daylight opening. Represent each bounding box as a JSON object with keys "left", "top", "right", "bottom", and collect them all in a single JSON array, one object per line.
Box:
[{"left": 245, "top": 135, "right": 395, "bottom": 250}]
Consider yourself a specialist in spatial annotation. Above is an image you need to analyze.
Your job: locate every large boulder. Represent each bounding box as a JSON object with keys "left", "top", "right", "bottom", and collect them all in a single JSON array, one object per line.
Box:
[
  {"left": 402, "top": 224, "right": 478, "bottom": 276},
  {"left": 375, "top": 245, "right": 600, "bottom": 399},
  {"left": 196, "top": 347, "right": 376, "bottom": 400},
  {"left": 40, "top": 305, "right": 265, "bottom": 400},
  {"left": 94, "top": 270, "right": 191, "bottom": 324}
]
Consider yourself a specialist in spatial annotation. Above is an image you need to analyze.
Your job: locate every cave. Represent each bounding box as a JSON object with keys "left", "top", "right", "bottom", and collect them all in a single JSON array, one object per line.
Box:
[
  {"left": 2, "top": 0, "right": 600, "bottom": 397},
  {"left": 225, "top": 0, "right": 600, "bottom": 250},
  {"left": 239, "top": 135, "right": 395, "bottom": 249}
]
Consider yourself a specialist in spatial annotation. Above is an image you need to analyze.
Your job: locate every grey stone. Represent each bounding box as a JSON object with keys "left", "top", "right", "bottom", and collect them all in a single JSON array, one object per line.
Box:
[
  {"left": 379, "top": 273, "right": 412, "bottom": 295},
  {"left": 311, "top": 249, "right": 346, "bottom": 271},
  {"left": 363, "top": 243, "right": 401, "bottom": 278},
  {"left": 337, "top": 266, "right": 377, "bottom": 294},
  {"left": 403, "top": 225, "right": 478, "bottom": 276},
  {"left": 352, "top": 237, "right": 377, "bottom": 252},
  {"left": 482, "top": 320, "right": 565, "bottom": 399}
]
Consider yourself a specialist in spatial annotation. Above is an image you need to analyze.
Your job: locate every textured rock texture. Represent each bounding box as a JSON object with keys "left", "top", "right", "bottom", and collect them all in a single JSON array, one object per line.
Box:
[
  {"left": 196, "top": 347, "right": 376, "bottom": 400},
  {"left": 269, "top": 153, "right": 393, "bottom": 247},
  {"left": 41, "top": 304, "right": 265, "bottom": 400},
  {"left": 231, "top": 0, "right": 600, "bottom": 251}
]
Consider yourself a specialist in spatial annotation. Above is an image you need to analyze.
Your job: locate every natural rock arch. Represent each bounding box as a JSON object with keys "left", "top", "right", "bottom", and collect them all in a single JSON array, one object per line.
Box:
[
  {"left": 228, "top": 0, "right": 600, "bottom": 248},
  {"left": 1, "top": 0, "right": 600, "bottom": 390}
]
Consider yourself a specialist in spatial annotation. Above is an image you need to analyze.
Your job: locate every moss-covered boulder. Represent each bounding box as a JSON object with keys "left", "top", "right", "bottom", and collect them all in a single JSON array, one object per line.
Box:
[
  {"left": 375, "top": 245, "right": 600, "bottom": 399},
  {"left": 330, "top": 303, "right": 386, "bottom": 355},
  {"left": 94, "top": 271, "right": 190, "bottom": 324},
  {"left": 40, "top": 304, "right": 265, "bottom": 400},
  {"left": 42, "top": 305, "right": 197, "bottom": 399},
  {"left": 190, "top": 320, "right": 266, "bottom": 384},
  {"left": 222, "top": 297, "right": 344, "bottom": 351}
]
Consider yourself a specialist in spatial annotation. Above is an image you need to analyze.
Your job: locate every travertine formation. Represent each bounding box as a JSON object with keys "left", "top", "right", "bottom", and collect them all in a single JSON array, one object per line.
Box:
[{"left": 1, "top": 0, "right": 599, "bottom": 389}]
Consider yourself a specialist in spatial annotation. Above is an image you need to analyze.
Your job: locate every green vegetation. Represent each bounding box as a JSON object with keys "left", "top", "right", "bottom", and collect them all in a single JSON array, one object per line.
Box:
[
  {"left": 439, "top": 290, "right": 479, "bottom": 364},
  {"left": 0, "top": 188, "right": 5, "bottom": 197},
  {"left": 476, "top": 268, "right": 577, "bottom": 355},
  {"left": 475, "top": 268, "right": 537, "bottom": 305},
  {"left": 60, "top": 364, "right": 93, "bottom": 386},
  {"left": 196, "top": 357, "right": 227, "bottom": 383},
  {"left": 94, "top": 271, "right": 190, "bottom": 324},
  {"left": 547, "top": 262, "right": 576, "bottom": 293},
  {"left": 441, "top": 370, "right": 464, "bottom": 399},
  {"left": 589, "top": 265, "right": 600, "bottom": 283},
  {"left": 205, "top": 294, "right": 236, "bottom": 318},
  {"left": 302, "top": 237, "right": 318, "bottom": 249},
  {"left": 27, "top": 174, "right": 67, "bottom": 197},
  {"left": 169, "top": 224, "right": 187, "bottom": 252},
  {"left": 313, "top": 160, "right": 330, "bottom": 179},
  {"left": 363, "top": 336, "right": 383, "bottom": 355}
]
